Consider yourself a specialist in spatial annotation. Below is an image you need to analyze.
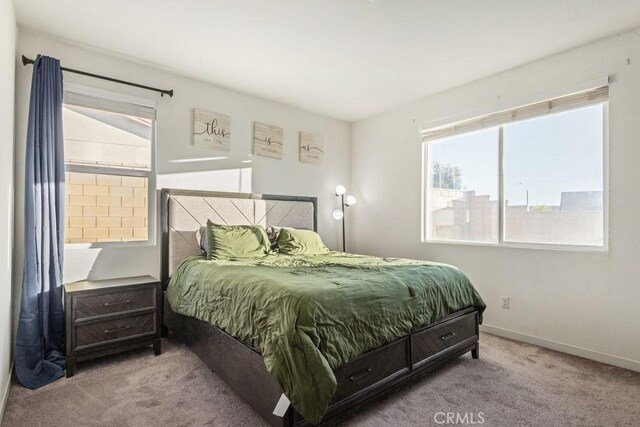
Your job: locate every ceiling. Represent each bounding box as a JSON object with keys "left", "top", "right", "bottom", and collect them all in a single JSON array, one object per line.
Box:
[{"left": 14, "top": 0, "right": 640, "bottom": 122}]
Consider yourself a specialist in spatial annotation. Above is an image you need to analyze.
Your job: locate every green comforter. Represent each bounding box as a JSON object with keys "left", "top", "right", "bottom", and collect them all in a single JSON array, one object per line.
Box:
[{"left": 166, "top": 252, "right": 485, "bottom": 423}]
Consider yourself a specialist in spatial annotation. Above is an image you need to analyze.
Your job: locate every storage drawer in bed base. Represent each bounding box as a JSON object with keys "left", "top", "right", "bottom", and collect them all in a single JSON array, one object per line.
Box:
[{"left": 412, "top": 312, "right": 479, "bottom": 369}]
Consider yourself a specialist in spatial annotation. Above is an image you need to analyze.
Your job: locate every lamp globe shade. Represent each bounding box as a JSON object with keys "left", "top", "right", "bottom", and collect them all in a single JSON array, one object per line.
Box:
[
  {"left": 332, "top": 209, "right": 344, "bottom": 220},
  {"left": 335, "top": 185, "right": 346, "bottom": 196},
  {"left": 346, "top": 195, "right": 357, "bottom": 206}
]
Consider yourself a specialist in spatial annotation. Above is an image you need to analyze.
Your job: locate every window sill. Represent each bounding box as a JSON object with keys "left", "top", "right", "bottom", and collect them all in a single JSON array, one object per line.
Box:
[
  {"left": 64, "top": 240, "right": 156, "bottom": 250},
  {"left": 422, "top": 238, "right": 608, "bottom": 253}
]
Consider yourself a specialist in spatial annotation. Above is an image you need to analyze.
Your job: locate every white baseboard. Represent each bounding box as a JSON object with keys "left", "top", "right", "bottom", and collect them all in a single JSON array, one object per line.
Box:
[
  {"left": 0, "top": 363, "right": 12, "bottom": 425},
  {"left": 480, "top": 324, "right": 640, "bottom": 373}
]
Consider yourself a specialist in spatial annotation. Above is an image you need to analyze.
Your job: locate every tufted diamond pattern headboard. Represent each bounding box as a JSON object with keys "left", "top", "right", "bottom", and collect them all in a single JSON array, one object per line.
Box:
[{"left": 160, "top": 189, "right": 317, "bottom": 286}]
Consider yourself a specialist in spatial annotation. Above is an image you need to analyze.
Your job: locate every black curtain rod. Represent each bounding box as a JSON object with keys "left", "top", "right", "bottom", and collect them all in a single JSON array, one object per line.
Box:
[{"left": 21, "top": 55, "right": 174, "bottom": 97}]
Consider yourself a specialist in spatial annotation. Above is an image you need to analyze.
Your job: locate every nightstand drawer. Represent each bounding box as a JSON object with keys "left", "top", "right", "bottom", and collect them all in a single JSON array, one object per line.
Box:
[
  {"left": 73, "top": 286, "right": 157, "bottom": 320},
  {"left": 74, "top": 313, "right": 157, "bottom": 351}
]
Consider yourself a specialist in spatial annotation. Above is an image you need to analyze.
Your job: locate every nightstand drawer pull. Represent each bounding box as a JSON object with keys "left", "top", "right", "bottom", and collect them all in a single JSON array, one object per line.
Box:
[
  {"left": 104, "top": 325, "right": 131, "bottom": 334},
  {"left": 440, "top": 332, "right": 457, "bottom": 341},
  {"left": 104, "top": 300, "right": 131, "bottom": 307}
]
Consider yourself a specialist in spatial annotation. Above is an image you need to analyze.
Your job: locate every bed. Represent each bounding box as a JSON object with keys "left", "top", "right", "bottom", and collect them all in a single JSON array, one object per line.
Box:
[{"left": 160, "top": 188, "right": 485, "bottom": 426}]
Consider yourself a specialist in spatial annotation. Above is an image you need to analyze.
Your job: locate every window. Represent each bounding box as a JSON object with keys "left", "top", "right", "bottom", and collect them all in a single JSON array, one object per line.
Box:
[
  {"left": 423, "top": 86, "right": 607, "bottom": 250},
  {"left": 426, "top": 128, "right": 499, "bottom": 243},
  {"left": 63, "top": 89, "right": 156, "bottom": 245}
]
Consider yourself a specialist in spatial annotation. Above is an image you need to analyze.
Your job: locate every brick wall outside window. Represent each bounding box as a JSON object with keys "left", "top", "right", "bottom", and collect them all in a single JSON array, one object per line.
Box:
[{"left": 64, "top": 172, "right": 148, "bottom": 243}]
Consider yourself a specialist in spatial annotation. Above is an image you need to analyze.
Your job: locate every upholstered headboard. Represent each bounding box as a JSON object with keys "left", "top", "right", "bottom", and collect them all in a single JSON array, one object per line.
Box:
[{"left": 160, "top": 188, "right": 317, "bottom": 287}]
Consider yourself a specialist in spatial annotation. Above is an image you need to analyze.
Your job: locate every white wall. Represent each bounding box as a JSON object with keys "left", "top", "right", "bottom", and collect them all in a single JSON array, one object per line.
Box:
[
  {"left": 351, "top": 29, "right": 640, "bottom": 371},
  {"left": 13, "top": 30, "right": 350, "bottom": 316},
  {"left": 0, "top": 0, "right": 16, "bottom": 419}
]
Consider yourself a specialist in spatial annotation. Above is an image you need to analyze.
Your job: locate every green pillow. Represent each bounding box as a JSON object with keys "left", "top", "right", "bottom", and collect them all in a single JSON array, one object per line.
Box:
[
  {"left": 206, "top": 221, "right": 270, "bottom": 260},
  {"left": 276, "top": 228, "right": 330, "bottom": 255}
]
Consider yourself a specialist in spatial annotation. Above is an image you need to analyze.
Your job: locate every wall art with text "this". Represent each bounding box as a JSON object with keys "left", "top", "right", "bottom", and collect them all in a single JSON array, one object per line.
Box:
[
  {"left": 299, "top": 131, "right": 324, "bottom": 164},
  {"left": 193, "top": 109, "right": 231, "bottom": 151},
  {"left": 253, "top": 122, "right": 283, "bottom": 159}
]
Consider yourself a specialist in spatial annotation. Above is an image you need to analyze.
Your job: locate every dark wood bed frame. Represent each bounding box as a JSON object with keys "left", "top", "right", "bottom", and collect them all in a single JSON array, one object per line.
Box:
[{"left": 160, "top": 188, "right": 480, "bottom": 426}]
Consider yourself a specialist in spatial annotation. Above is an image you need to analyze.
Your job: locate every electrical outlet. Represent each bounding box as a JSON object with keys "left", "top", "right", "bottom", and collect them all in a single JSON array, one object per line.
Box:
[{"left": 501, "top": 296, "right": 510, "bottom": 309}]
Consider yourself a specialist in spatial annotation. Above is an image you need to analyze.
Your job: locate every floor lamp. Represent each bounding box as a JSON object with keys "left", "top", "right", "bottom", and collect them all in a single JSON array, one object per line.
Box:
[{"left": 332, "top": 185, "right": 357, "bottom": 252}]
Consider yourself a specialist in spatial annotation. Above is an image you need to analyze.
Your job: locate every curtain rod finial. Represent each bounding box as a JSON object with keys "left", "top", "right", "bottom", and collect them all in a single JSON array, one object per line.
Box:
[{"left": 21, "top": 55, "right": 33, "bottom": 66}]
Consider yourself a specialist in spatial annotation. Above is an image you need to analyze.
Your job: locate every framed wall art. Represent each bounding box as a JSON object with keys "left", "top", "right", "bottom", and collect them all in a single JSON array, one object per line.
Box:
[
  {"left": 193, "top": 109, "right": 231, "bottom": 151},
  {"left": 253, "top": 122, "right": 283, "bottom": 159},
  {"left": 299, "top": 131, "right": 324, "bottom": 164}
]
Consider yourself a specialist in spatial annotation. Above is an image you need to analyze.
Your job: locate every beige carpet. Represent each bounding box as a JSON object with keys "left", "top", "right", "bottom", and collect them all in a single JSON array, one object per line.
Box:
[{"left": 2, "top": 333, "right": 639, "bottom": 426}]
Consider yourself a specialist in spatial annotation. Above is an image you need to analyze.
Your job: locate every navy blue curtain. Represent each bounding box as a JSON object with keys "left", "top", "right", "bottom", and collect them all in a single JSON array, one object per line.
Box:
[{"left": 15, "top": 55, "right": 66, "bottom": 388}]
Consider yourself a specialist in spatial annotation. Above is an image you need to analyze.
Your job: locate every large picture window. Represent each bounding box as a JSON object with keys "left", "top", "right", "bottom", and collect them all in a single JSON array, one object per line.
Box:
[
  {"left": 423, "top": 86, "right": 607, "bottom": 250},
  {"left": 63, "top": 89, "right": 156, "bottom": 245}
]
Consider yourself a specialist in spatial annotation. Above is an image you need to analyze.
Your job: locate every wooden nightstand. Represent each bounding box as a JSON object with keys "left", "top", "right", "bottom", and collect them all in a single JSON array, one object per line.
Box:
[{"left": 64, "top": 275, "right": 162, "bottom": 377}]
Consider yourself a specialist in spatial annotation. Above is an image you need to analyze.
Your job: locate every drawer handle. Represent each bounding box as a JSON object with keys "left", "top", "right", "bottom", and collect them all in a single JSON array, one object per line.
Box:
[
  {"left": 349, "top": 368, "right": 374, "bottom": 382},
  {"left": 104, "top": 325, "right": 131, "bottom": 334},
  {"left": 440, "top": 332, "right": 457, "bottom": 341},
  {"left": 104, "top": 300, "right": 131, "bottom": 307}
]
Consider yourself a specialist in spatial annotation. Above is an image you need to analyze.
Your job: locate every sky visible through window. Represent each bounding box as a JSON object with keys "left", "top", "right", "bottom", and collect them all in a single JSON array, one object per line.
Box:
[{"left": 429, "top": 104, "right": 603, "bottom": 207}]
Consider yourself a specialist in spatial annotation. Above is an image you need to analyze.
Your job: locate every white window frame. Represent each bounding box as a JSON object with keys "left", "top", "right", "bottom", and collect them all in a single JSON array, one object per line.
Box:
[
  {"left": 421, "top": 80, "right": 609, "bottom": 252},
  {"left": 63, "top": 83, "right": 157, "bottom": 249}
]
